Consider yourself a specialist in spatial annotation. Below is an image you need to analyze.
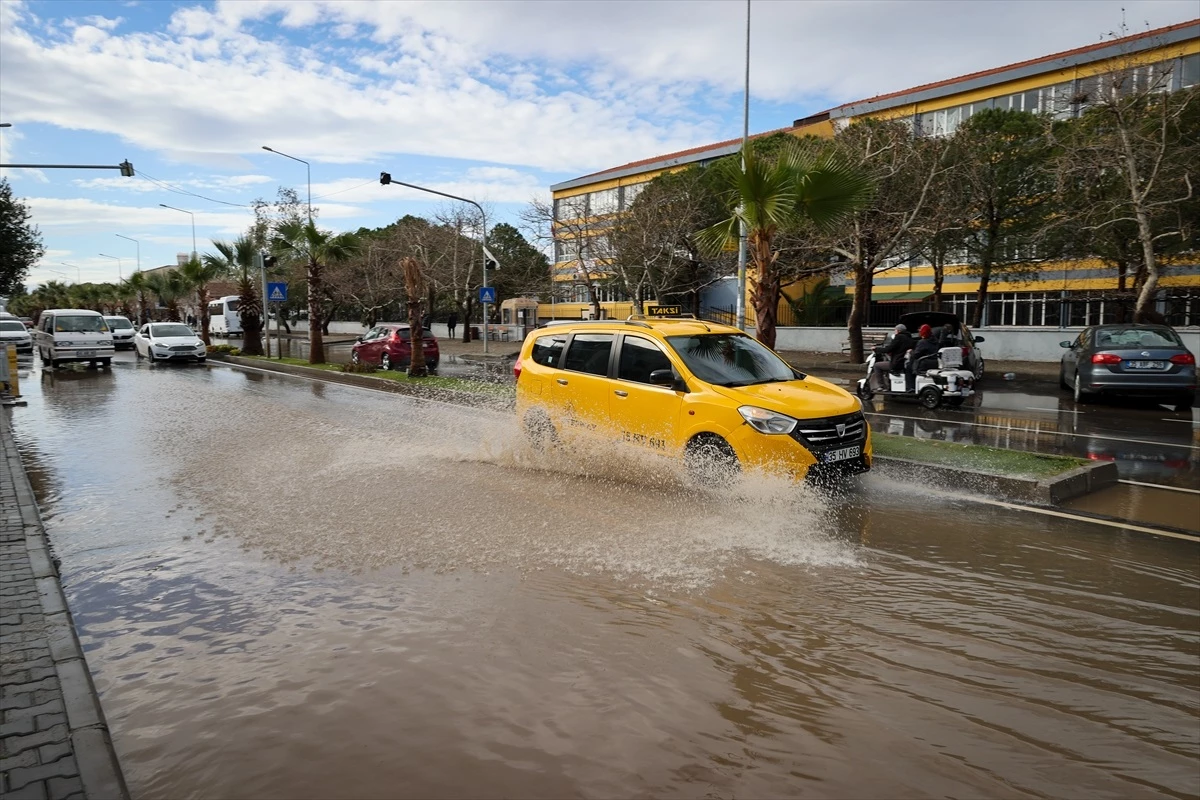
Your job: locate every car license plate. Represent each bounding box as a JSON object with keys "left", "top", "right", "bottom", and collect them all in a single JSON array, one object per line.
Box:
[
  {"left": 76, "top": 350, "right": 96, "bottom": 357},
  {"left": 1126, "top": 360, "right": 1165, "bottom": 370},
  {"left": 822, "top": 446, "right": 861, "bottom": 463}
]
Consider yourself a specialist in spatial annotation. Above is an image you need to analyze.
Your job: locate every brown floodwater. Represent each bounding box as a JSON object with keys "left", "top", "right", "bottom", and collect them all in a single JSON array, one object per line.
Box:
[{"left": 13, "top": 360, "right": 1200, "bottom": 799}]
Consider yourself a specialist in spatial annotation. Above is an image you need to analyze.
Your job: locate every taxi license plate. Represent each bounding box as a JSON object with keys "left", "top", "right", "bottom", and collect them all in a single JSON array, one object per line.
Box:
[
  {"left": 822, "top": 446, "right": 861, "bottom": 463},
  {"left": 1126, "top": 360, "right": 1165, "bottom": 370},
  {"left": 76, "top": 350, "right": 96, "bottom": 357}
]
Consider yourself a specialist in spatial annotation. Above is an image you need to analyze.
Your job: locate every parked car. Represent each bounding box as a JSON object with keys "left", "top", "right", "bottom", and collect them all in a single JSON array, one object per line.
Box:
[
  {"left": 350, "top": 324, "right": 439, "bottom": 372},
  {"left": 898, "top": 311, "right": 986, "bottom": 380},
  {"left": 1059, "top": 324, "right": 1196, "bottom": 409},
  {"left": 19, "top": 317, "right": 34, "bottom": 329},
  {"left": 34, "top": 309, "right": 115, "bottom": 368},
  {"left": 514, "top": 316, "right": 870, "bottom": 483},
  {"left": 134, "top": 323, "right": 207, "bottom": 363},
  {"left": 104, "top": 316, "right": 137, "bottom": 350},
  {"left": 0, "top": 318, "right": 34, "bottom": 357}
]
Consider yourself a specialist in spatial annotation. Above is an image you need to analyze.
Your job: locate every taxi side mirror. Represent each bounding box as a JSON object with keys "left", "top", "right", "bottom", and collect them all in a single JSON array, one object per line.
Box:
[
  {"left": 649, "top": 369, "right": 675, "bottom": 386},
  {"left": 973, "top": 336, "right": 985, "bottom": 343},
  {"left": 1059, "top": 341, "right": 1072, "bottom": 348}
]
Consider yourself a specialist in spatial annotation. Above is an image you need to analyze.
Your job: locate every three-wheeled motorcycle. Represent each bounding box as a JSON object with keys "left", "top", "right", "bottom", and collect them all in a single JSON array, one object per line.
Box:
[{"left": 856, "top": 345, "right": 976, "bottom": 409}]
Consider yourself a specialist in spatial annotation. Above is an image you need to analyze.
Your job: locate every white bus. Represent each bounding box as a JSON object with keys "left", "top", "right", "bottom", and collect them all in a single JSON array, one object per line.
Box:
[{"left": 207, "top": 295, "right": 242, "bottom": 336}]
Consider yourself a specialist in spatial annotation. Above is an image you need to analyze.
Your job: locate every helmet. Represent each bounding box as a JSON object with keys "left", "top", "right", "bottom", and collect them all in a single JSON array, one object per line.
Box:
[{"left": 919, "top": 324, "right": 932, "bottom": 338}]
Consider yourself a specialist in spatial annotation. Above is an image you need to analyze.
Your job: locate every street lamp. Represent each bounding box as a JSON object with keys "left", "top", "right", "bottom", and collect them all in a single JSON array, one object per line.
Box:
[
  {"left": 115, "top": 234, "right": 141, "bottom": 276},
  {"left": 262, "top": 146, "right": 311, "bottom": 221},
  {"left": 735, "top": 0, "right": 751, "bottom": 332},
  {"left": 159, "top": 204, "right": 196, "bottom": 260},
  {"left": 378, "top": 172, "right": 494, "bottom": 353},
  {"left": 61, "top": 262, "right": 81, "bottom": 283},
  {"left": 98, "top": 253, "right": 123, "bottom": 282}
]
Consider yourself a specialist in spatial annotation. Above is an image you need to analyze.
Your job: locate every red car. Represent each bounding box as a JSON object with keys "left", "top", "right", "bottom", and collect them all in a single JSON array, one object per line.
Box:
[{"left": 350, "top": 324, "right": 439, "bottom": 372}]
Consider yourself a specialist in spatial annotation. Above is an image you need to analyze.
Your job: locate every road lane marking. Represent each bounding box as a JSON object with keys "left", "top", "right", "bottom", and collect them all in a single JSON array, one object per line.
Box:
[
  {"left": 1160, "top": 418, "right": 1199, "bottom": 424},
  {"left": 967, "top": 496, "right": 1200, "bottom": 542},
  {"left": 1118, "top": 479, "right": 1200, "bottom": 495},
  {"left": 864, "top": 411, "right": 1200, "bottom": 451}
]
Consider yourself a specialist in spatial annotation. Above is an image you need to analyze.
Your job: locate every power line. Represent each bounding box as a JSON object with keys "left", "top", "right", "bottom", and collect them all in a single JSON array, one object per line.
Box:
[
  {"left": 311, "top": 179, "right": 375, "bottom": 201},
  {"left": 135, "top": 170, "right": 249, "bottom": 208}
]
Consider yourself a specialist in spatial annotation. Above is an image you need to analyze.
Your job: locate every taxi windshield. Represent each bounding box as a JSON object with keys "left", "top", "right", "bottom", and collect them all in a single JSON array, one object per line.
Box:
[{"left": 666, "top": 333, "right": 796, "bottom": 386}]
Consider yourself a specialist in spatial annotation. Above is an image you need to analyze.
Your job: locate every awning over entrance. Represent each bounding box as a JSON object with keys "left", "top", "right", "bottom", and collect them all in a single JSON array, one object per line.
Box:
[{"left": 873, "top": 291, "right": 931, "bottom": 304}]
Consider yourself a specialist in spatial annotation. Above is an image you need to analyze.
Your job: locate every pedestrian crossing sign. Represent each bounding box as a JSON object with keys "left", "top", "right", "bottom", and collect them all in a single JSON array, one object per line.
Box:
[{"left": 267, "top": 282, "right": 288, "bottom": 302}]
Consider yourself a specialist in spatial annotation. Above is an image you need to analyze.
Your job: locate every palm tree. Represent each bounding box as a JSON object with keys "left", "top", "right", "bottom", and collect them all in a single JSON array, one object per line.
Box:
[
  {"left": 205, "top": 237, "right": 263, "bottom": 355},
  {"left": 179, "top": 254, "right": 231, "bottom": 344},
  {"left": 144, "top": 271, "right": 187, "bottom": 321},
  {"left": 272, "top": 220, "right": 360, "bottom": 364},
  {"left": 122, "top": 272, "right": 151, "bottom": 324},
  {"left": 698, "top": 140, "right": 873, "bottom": 349}
]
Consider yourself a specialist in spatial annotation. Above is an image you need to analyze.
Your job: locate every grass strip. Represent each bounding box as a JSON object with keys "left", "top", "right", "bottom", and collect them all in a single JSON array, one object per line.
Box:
[
  {"left": 873, "top": 432, "right": 1086, "bottom": 479},
  {"left": 242, "top": 356, "right": 515, "bottom": 398}
]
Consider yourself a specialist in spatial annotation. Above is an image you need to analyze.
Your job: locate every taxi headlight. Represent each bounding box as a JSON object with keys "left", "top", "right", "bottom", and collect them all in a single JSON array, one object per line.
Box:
[{"left": 738, "top": 406, "right": 798, "bottom": 435}]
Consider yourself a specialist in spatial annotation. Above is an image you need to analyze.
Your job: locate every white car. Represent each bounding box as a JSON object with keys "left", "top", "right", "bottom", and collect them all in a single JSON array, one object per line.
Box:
[
  {"left": 134, "top": 323, "right": 207, "bottom": 363},
  {"left": 104, "top": 316, "right": 137, "bottom": 350},
  {"left": 0, "top": 318, "right": 34, "bottom": 357}
]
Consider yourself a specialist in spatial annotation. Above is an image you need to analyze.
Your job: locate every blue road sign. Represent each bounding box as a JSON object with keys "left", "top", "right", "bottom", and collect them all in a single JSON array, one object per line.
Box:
[
  {"left": 478, "top": 286, "right": 496, "bottom": 304},
  {"left": 267, "top": 282, "right": 288, "bottom": 303}
]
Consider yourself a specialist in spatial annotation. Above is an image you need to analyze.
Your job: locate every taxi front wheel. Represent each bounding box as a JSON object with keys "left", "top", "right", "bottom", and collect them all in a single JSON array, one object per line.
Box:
[{"left": 685, "top": 435, "right": 739, "bottom": 486}]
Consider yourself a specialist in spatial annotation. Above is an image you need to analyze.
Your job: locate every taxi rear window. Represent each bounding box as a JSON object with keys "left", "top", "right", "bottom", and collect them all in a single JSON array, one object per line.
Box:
[{"left": 531, "top": 334, "right": 567, "bottom": 367}]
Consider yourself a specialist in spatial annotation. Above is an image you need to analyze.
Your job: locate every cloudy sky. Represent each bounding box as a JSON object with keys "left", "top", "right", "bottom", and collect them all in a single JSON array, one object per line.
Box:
[{"left": 1, "top": 0, "right": 1196, "bottom": 287}]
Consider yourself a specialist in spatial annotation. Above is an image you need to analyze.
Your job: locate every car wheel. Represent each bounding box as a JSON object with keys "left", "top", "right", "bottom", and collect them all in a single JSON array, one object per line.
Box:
[
  {"left": 684, "top": 435, "right": 740, "bottom": 486},
  {"left": 380, "top": 353, "right": 392, "bottom": 371},
  {"left": 1177, "top": 392, "right": 1195, "bottom": 411},
  {"left": 1073, "top": 373, "right": 1093, "bottom": 404},
  {"left": 135, "top": 347, "right": 143, "bottom": 360},
  {"left": 974, "top": 358, "right": 985, "bottom": 381},
  {"left": 350, "top": 350, "right": 360, "bottom": 364},
  {"left": 918, "top": 386, "right": 942, "bottom": 410},
  {"left": 855, "top": 381, "right": 874, "bottom": 401},
  {"left": 197, "top": 357, "right": 206, "bottom": 364},
  {"left": 100, "top": 358, "right": 111, "bottom": 368},
  {"left": 523, "top": 410, "right": 558, "bottom": 451},
  {"left": 147, "top": 350, "right": 156, "bottom": 364}
]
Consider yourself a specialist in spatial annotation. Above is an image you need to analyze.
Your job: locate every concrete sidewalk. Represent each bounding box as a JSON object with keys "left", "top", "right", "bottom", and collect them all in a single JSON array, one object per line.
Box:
[{"left": 0, "top": 412, "right": 128, "bottom": 800}]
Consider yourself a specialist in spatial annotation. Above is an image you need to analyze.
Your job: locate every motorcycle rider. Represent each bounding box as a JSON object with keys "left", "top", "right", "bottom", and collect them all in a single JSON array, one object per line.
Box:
[
  {"left": 871, "top": 323, "right": 914, "bottom": 391},
  {"left": 907, "top": 323, "right": 940, "bottom": 391}
]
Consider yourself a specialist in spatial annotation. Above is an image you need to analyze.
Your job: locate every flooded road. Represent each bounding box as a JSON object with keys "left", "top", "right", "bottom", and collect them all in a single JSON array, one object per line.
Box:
[{"left": 10, "top": 355, "right": 1200, "bottom": 799}]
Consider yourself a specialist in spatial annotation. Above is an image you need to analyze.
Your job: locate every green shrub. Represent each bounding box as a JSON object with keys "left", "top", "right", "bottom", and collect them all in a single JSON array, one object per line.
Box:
[
  {"left": 340, "top": 361, "right": 378, "bottom": 373},
  {"left": 207, "top": 344, "right": 241, "bottom": 355}
]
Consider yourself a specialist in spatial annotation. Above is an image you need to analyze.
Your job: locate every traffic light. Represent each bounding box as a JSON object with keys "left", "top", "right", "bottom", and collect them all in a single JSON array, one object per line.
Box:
[
  {"left": 119, "top": 160, "right": 135, "bottom": 177},
  {"left": 263, "top": 254, "right": 278, "bottom": 269},
  {"left": 484, "top": 257, "right": 498, "bottom": 272},
  {"left": 380, "top": 172, "right": 391, "bottom": 185}
]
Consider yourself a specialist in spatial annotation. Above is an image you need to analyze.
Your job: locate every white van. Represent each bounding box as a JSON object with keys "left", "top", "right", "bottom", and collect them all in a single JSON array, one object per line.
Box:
[{"left": 35, "top": 309, "right": 116, "bottom": 368}]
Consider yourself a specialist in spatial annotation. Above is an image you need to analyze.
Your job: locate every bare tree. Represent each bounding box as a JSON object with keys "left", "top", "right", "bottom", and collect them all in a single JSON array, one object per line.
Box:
[
  {"left": 1047, "top": 47, "right": 1197, "bottom": 322},
  {"left": 523, "top": 195, "right": 603, "bottom": 320},
  {"left": 401, "top": 256, "right": 428, "bottom": 377},
  {"left": 818, "top": 120, "right": 947, "bottom": 363}
]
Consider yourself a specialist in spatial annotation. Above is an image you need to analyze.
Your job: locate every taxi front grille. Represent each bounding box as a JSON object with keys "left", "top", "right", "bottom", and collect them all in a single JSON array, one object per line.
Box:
[{"left": 790, "top": 412, "right": 867, "bottom": 452}]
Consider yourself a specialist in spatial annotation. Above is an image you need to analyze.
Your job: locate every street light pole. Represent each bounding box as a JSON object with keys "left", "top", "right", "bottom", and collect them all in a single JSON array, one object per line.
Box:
[
  {"left": 60, "top": 262, "right": 81, "bottom": 283},
  {"left": 159, "top": 204, "right": 196, "bottom": 260},
  {"left": 262, "top": 146, "right": 311, "bottom": 222},
  {"left": 735, "top": 0, "right": 751, "bottom": 332},
  {"left": 115, "top": 234, "right": 140, "bottom": 277},
  {"left": 97, "top": 253, "right": 123, "bottom": 282},
  {"left": 378, "top": 173, "right": 491, "bottom": 353}
]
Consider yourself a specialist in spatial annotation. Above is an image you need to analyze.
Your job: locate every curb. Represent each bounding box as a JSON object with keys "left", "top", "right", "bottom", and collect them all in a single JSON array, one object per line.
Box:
[
  {"left": 873, "top": 455, "right": 1119, "bottom": 504},
  {"left": 1, "top": 412, "right": 130, "bottom": 800},
  {"left": 214, "top": 355, "right": 514, "bottom": 411}
]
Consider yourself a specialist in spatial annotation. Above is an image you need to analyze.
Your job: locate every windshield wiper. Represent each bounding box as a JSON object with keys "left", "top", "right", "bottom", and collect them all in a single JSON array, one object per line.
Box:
[{"left": 720, "top": 378, "right": 786, "bottom": 387}]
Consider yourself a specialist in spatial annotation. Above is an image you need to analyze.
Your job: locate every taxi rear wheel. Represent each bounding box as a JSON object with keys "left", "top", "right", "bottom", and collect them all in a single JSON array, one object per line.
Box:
[
  {"left": 523, "top": 410, "right": 558, "bottom": 451},
  {"left": 685, "top": 435, "right": 739, "bottom": 486}
]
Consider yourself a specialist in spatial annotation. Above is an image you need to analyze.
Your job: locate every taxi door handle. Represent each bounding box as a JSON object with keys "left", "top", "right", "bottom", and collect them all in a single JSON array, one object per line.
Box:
[
  {"left": 556, "top": 378, "right": 569, "bottom": 385},
  {"left": 613, "top": 390, "right": 628, "bottom": 398}
]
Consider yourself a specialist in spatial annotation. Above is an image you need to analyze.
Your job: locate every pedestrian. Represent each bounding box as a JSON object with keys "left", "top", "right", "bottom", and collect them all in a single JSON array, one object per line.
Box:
[
  {"left": 871, "top": 323, "right": 914, "bottom": 391},
  {"left": 906, "top": 323, "right": 940, "bottom": 391},
  {"left": 447, "top": 311, "right": 458, "bottom": 340}
]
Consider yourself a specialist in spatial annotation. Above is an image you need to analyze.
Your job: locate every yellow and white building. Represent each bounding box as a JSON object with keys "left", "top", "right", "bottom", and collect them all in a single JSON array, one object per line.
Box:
[{"left": 547, "top": 20, "right": 1200, "bottom": 332}]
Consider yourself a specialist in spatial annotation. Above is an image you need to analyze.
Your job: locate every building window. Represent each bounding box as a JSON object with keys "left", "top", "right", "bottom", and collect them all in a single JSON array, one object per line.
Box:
[
  {"left": 588, "top": 188, "right": 619, "bottom": 216},
  {"left": 1180, "top": 53, "right": 1199, "bottom": 89},
  {"left": 621, "top": 182, "right": 646, "bottom": 209}
]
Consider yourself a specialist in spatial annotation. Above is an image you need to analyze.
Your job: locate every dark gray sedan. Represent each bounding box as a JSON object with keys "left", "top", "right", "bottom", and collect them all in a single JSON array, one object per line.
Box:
[{"left": 1059, "top": 324, "right": 1196, "bottom": 409}]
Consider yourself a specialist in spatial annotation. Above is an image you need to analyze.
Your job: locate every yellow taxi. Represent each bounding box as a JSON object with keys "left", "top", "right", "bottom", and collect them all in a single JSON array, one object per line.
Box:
[{"left": 513, "top": 316, "right": 871, "bottom": 482}]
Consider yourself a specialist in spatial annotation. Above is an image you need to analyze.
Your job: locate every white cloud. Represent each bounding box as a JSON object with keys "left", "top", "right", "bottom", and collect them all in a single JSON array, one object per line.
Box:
[{"left": 26, "top": 196, "right": 254, "bottom": 235}]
